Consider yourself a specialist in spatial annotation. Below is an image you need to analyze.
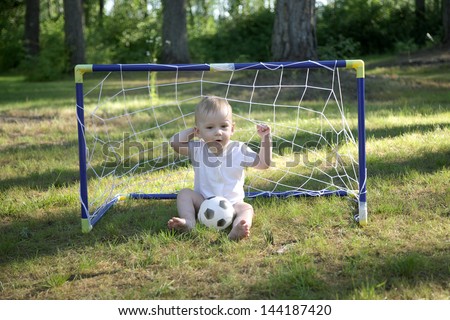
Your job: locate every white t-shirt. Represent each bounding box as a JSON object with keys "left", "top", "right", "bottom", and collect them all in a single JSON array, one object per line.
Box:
[{"left": 188, "top": 140, "right": 258, "bottom": 204}]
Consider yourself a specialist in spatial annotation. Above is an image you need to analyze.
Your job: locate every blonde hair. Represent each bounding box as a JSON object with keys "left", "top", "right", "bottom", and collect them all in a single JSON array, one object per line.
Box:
[{"left": 195, "top": 96, "right": 232, "bottom": 125}]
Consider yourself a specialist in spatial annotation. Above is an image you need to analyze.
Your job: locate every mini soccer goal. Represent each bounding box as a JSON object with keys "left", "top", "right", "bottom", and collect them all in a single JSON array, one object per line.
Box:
[{"left": 75, "top": 60, "right": 367, "bottom": 233}]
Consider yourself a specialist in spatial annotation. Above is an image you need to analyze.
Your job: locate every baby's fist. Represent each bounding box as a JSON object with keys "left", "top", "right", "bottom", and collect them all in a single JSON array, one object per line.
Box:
[{"left": 256, "top": 124, "right": 271, "bottom": 137}]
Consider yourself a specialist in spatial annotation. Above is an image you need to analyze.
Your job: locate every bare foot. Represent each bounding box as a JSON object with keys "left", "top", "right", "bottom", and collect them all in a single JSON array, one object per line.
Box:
[
  {"left": 228, "top": 220, "right": 250, "bottom": 241},
  {"left": 167, "top": 217, "right": 193, "bottom": 232}
]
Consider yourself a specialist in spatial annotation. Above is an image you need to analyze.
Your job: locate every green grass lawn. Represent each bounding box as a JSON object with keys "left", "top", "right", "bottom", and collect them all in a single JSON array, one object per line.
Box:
[{"left": 0, "top": 57, "right": 449, "bottom": 300}]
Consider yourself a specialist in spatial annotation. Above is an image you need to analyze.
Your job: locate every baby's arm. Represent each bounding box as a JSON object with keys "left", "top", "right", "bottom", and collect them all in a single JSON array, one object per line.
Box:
[
  {"left": 253, "top": 124, "right": 272, "bottom": 170},
  {"left": 170, "top": 128, "right": 195, "bottom": 156}
]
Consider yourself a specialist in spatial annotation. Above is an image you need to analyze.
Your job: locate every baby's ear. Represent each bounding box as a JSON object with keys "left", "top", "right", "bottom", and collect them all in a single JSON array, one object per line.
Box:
[
  {"left": 231, "top": 122, "right": 235, "bottom": 134},
  {"left": 194, "top": 127, "right": 200, "bottom": 136}
]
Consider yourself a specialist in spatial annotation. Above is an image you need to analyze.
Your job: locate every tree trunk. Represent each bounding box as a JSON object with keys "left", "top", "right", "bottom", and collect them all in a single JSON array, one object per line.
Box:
[
  {"left": 444, "top": 0, "right": 450, "bottom": 46},
  {"left": 160, "top": 0, "right": 190, "bottom": 63},
  {"left": 99, "top": 0, "right": 104, "bottom": 28},
  {"left": 415, "top": 0, "right": 426, "bottom": 45},
  {"left": 271, "top": 0, "right": 317, "bottom": 61},
  {"left": 63, "top": 0, "right": 86, "bottom": 68},
  {"left": 24, "top": 0, "right": 40, "bottom": 58}
]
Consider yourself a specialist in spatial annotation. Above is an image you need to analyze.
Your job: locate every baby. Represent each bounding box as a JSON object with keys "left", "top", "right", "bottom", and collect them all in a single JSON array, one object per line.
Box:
[{"left": 168, "top": 96, "right": 272, "bottom": 240}]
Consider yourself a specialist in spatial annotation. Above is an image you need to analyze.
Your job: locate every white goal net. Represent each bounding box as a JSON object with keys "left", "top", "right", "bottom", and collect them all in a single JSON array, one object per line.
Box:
[{"left": 76, "top": 61, "right": 366, "bottom": 232}]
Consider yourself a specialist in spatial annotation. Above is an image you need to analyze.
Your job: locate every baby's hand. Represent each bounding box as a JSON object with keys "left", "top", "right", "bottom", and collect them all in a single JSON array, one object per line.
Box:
[{"left": 256, "top": 124, "right": 271, "bottom": 138}]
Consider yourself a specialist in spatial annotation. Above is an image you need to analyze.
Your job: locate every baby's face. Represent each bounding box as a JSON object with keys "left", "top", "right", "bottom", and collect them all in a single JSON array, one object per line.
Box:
[{"left": 195, "top": 110, "right": 234, "bottom": 153}]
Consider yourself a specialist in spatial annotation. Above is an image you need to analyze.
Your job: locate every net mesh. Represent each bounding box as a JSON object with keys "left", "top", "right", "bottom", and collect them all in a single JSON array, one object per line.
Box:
[{"left": 79, "top": 62, "right": 359, "bottom": 220}]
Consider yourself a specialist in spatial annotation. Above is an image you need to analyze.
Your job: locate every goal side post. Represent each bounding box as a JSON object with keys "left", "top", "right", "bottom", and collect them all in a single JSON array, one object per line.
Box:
[
  {"left": 346, "top": 60, "right": 367, "bottom": 225},
  {"left": 75, "top": 60, "right": 367, "bottom": 232},
  {"left": 75, "top": 64, "right": 93, "bottom": 233}
]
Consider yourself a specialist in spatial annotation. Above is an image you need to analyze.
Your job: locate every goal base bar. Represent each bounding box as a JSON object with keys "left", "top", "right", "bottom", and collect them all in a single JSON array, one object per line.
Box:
[
  {"left": 82, "top": 190, "right": 357, "bottom": 232},
  {"left": 127, "top": 190, "right": 352, "bottom": 199}
]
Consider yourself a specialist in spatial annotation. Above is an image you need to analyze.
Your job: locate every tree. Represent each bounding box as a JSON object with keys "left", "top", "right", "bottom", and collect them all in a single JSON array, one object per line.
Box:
[
  {"left": 271, "top": 0, "right": 317, "bottom": 61},
  {"left": 99, "top": 0, "right": 104, "bottom": 27},
  {"left": 444, "top": 0, "right": 450, "bottom": 46},
  {"left": 160, "top": 0, "right": 190, "bottom": 63},
  {"left": 63, "top": 0, "right": 86, "bottom": 68},
  {"left": 414, "top": 0, "right": 426, "bottom": 45},
  {"left": 24, "top": 0, "right": 40, "bottom": 58}
]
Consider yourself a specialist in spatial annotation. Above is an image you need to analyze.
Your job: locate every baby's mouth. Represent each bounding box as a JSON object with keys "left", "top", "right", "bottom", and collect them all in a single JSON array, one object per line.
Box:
[{"left": 207, "top": 140, "right": 224, "bottom": 152}]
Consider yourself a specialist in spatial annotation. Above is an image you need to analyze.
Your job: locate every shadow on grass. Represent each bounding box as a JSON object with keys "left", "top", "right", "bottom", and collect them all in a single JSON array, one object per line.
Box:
[
  {"left": 368, "top": 148, "right": 450, "bottom": 178},
  {"left": 245, "top": 248, "right": 450, "bottom": 299},
  {"left": 365, "top": 122, "right": 449, "bottom": 141},
  {"left": 0, "top": 200, "right": 175, "bottom": 265},
  {"left": 0, "top": 167, "right": 80, "bottom": 191},
  {"left": 0, "top": 77, "right": 74, "bottom": 106}
]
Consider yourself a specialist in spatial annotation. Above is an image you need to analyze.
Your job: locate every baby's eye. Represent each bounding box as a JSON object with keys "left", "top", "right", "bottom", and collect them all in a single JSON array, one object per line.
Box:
[{"left": 206, "top": 126, "right": 213, "bottom": 129}]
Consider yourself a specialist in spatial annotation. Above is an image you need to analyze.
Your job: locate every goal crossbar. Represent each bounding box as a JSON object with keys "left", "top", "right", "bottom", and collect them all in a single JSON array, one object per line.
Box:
[{"left": 75, "top": 60, "right": 367, "bottom": 233}]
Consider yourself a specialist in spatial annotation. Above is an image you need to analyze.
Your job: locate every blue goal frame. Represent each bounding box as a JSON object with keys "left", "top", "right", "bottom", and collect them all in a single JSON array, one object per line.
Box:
[{"left": 75, "top": 60, "right": 367, "bottom": 232}]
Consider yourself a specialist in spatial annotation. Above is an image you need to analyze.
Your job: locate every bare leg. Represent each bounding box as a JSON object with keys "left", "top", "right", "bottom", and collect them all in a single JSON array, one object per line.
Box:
[
  {"left": 168, "top": 188, "right": 204, "bottom": 232},
  {"left": 228, "top": 202, "right": 254, "bottom": 241}
]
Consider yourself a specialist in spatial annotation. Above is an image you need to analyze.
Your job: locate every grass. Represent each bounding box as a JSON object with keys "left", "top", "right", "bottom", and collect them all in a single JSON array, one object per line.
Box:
[{"left": 0, "top": 56, "right": 449, "bottom": 300}]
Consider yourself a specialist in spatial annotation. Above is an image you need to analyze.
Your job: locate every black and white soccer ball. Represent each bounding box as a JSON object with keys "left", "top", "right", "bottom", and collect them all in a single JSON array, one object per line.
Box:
[{"left": 198, "top": 196, "right": 235, "bottom": 230}]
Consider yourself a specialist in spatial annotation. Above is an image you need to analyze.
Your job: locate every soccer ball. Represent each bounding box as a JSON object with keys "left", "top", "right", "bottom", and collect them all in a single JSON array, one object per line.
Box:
[{"left": 198, "top": 196, "right": 235, "bottom": 230}]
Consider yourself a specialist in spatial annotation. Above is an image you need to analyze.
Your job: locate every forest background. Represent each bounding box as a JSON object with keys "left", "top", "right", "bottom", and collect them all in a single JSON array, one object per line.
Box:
[{"left": 1, "top": 0, "right": 450, "bottom": 81}]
